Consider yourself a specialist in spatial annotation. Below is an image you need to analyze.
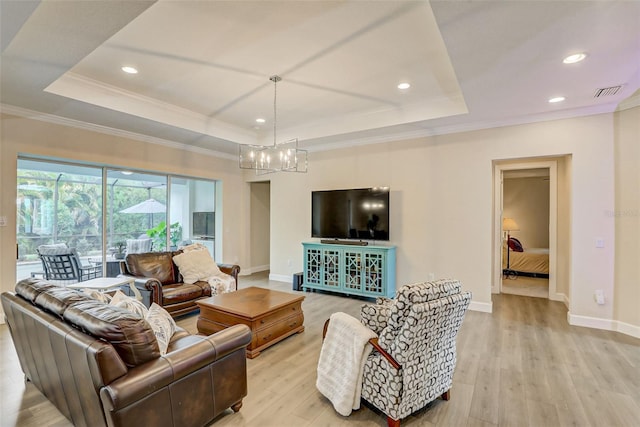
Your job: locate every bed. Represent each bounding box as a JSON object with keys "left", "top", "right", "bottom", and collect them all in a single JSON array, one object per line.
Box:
[{"left": 503, "top": 238, "right": 549, "bottom": 278}]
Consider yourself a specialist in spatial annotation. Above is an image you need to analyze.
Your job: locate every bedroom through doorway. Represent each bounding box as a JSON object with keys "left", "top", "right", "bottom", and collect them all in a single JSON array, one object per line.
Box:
[{"left": 501, "top": 168, "right": 550, "bottom": 298}]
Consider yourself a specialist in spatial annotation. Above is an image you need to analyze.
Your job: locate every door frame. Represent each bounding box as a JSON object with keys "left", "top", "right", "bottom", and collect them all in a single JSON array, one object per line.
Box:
[{"left": 493, "top": 159, "right": 561, "bottom": 301}]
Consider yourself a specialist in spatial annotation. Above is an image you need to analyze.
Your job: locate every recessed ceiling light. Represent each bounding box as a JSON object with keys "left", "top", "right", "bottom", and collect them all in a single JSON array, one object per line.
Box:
[
  {"left": 397, "top": 82, "right": 411, "bottom": 90},
  {"left": 121, "top": 66, "right": 138, "bottom": 74},
  {"left": 256, "top": 118, "right": 266, "bottom": 124},
  {"left": 548, "top": 96, "right": 566, "bottom": 103},
  {"left": 563, "top": 53, "right": 587, "bottom": 64}
]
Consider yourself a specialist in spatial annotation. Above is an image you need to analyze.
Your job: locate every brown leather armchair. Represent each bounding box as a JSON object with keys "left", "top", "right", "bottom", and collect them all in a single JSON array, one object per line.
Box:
[{"left": 119, "top": 250, "right": 240, "bottom": 317}]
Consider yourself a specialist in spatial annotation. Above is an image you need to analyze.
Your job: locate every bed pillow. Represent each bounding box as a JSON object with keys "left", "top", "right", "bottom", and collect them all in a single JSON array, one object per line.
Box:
[
  {"left": 508, "top": 237, "right": 524, "bottom": 252},
  {"left": 172, "top": 249, "right": 220, "bottom": 284}
]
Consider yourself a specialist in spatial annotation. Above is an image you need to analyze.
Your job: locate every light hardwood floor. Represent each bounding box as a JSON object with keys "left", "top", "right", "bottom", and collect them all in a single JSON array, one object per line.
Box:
[{"left": 1, "top": 272, "right": 639, "bottom": 426}]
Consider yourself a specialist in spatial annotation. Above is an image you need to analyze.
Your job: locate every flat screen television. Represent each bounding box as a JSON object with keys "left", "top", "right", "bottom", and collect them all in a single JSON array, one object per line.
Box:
[
  {"left": 312, "top": 187, "right": 390, "bottom": 240},
  {"left": 192, "top": 211, "right": 215, "bottom": 238}
]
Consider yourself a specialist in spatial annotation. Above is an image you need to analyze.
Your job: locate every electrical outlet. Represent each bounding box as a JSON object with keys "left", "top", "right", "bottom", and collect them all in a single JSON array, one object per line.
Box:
[
  {"left": 428, "top": 272, "right": 435, "bottom": 280},
  {"left": 594, "top": 289, "right": 605, "bottom": 305},
  {"left": 0, "top": 216, "right": 6, "bottom": 226}
]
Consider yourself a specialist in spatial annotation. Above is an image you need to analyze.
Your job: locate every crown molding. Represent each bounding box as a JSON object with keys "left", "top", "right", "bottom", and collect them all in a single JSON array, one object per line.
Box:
[
  {"left": 2, "top": 99, "right": 623, "bottom": 159},
  {"left": 0, "top": 104, "right": 237, "bottom": 161},
  {"left": 616, "top": 92, "right": 640, "bottom": 111},
  {"left": 306, "top": 102, "right": 619, "bottom": 152}
]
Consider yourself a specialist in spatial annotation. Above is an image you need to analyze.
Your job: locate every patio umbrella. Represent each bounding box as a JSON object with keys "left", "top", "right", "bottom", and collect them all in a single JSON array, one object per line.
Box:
[{"left": 120, "top": 198, "right": 166, "bottom": 228}]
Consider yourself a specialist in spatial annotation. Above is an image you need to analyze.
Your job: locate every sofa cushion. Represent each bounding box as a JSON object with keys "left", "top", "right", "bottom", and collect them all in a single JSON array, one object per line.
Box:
[
  {"left": 161, "top": 283, "right": 206, "bottom": 306},
  {"left": 15, "top": 278, "right": 59, "bottom": 303},
  {"left": 64, "top": 300, "right": 160, "bottom": 367},
  {"left": 34, "top": 286, "right": 93, "bottom": 317},
  {"left": 125, "top": 252, "right": 175, "bottom": 285}
]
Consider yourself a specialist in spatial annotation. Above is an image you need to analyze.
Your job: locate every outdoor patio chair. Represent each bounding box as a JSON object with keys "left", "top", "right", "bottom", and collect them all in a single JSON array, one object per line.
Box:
[
  {"left": 126, "top": 238, "right": 153, "bottom": 254},
  {"left": 37, "top": 244, "right": 102, "bottom": 284}
]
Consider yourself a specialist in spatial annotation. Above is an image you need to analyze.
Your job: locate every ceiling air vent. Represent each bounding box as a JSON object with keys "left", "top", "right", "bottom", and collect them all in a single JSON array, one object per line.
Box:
[{"left": 594, "top": 85, "right": 622, "bottom": 98}]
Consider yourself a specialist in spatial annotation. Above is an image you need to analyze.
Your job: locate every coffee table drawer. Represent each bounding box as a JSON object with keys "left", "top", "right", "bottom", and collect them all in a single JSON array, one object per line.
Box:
[
  {"left": 255, "top": 302, "right": 303, "bottom": 328},
  {"left": 256, "top": 313, "right": 304, "bottom": 344}
]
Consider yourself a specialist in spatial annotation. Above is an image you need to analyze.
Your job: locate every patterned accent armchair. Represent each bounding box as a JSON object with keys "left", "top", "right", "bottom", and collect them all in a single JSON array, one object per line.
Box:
[{"left": 359, "top": 279, "right": 472, "bottom": 427}]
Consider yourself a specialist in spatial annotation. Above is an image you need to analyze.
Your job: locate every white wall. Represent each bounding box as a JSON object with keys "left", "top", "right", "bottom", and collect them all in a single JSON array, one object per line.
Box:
[
  {"left": 613, "top": 105, "right": 640, "bottom": 334},
  {"left": 504, "top": 177, "right": 550, "bottom": 248},
  {"left": 267, "top": 113, "right": 616, "bottom": 321}
]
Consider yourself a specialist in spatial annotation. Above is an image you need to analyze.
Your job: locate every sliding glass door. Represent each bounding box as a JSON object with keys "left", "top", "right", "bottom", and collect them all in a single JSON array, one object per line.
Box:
[
  {"left": 16, "top": 159, "right": 103, "bottom": 281},
  {"left": 16, "top": 158, "right": 218, "bottom": 281},
  {"left": 170, "top": 177, "right": 216, "bottom": 258}
]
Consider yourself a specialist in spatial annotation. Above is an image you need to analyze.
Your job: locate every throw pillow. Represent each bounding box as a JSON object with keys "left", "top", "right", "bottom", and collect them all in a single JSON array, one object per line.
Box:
[
  {"left": 83, "top": 288, "right": 112, "bottom": 304},
  {"left": 110, "top": 290, "right": 149, "bottom": 318},
  {"left": 146, "top": 303, "right": 176, "bottom": 356},
  {"left": 508, "top": 237, "right": 524, "bottom": 252},
  {"left": 172, "top": 249, "right": 221, "bottom": 284}
]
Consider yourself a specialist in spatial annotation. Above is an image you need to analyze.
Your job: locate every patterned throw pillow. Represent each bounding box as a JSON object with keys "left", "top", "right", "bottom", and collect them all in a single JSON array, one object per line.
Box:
[
  {"left": 83, "top": 288, "right": 112, "bottom": 304},
  {"left": 110, "top": 290, "right": 148, "bottom": 318},
  {"left": 145, "top": 303, "right": 176, "bottom": 356}
]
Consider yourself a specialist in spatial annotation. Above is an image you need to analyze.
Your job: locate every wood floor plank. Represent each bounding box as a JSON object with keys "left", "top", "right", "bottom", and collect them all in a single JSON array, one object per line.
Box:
[{"left": 468, "top": 354, "right": 501, "bottom": 424}]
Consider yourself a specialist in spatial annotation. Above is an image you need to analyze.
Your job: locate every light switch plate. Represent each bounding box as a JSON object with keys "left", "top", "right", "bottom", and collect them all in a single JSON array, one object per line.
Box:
[
  {"left": 0, "top": 216, "right": 7, "bottom": 226},
  {"left": 596, "top": 238, "right": 605, "bottom": 248}
]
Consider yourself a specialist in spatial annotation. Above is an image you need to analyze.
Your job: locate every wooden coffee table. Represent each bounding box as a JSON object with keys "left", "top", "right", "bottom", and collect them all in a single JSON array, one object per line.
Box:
[{"left": 196, "top": 287, "right": 305, "bottom": 358}]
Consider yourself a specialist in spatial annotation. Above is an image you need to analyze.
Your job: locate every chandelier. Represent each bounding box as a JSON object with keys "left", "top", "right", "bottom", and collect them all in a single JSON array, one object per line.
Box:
[{"left": 239, "top": 75, "right": 308, "bottom": 174}]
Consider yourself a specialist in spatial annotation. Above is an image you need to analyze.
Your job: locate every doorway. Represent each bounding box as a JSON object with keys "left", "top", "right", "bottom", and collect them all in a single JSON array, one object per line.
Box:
[
  {"left": 249, "top": 182, "right": 271, "bottom": 274},
  {"left": 493, "top": 159, "right": 563, "bottom": 301},
  {"left": 501, "top": 169, "right": 550, "bottom": 298}
]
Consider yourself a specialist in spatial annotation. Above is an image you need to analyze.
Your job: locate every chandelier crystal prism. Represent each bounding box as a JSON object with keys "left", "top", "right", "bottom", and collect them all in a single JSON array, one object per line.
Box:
[{"left": 239, "top": 75, "right": 308, "bottom": 174}]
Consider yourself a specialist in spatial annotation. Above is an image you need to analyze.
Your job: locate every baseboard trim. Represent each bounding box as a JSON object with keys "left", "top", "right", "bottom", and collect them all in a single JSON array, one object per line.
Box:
[
  {"left": 269, "top": 273, "right": 291, "bottom": 283},
  {"left": 567, "top": 312, "right": 640, "bottom": 338},
  {"left": 615, "top": 320, "right": 640, "bottom": 339},
  {"left": 568, "top": 312, "right": 616, "bottom": 331},
  {"left": 242, "top": 264, "right": 270, "bottom": 275},
  {"left": 469, "top": 300, "right": 492, "bottom": 313}
]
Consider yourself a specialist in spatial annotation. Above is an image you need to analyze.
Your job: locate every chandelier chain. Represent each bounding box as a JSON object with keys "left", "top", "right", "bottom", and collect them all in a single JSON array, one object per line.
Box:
[{"left": 270, "top": 75, "right": 282, "bottom": 147}]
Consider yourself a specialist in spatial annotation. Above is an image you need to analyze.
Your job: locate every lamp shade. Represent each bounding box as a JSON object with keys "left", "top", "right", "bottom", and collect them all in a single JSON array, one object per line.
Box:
[{"left": 502, "top": 217, "right": 520, "bottom": 231}]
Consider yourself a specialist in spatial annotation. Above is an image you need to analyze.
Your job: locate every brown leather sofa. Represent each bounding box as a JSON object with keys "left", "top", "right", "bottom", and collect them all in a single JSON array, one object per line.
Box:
[
  {"left": 119, "top": 251, "right": 240, "bottom": 318},
  {"left": 1, "top": 278, "right": 252, "bottom": 427}
]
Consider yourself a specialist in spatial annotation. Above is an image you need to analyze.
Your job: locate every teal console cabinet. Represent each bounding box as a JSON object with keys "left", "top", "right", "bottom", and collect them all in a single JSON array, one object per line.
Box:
[{"left": 302, "top": 242, "right": 396, "bottom": 298}]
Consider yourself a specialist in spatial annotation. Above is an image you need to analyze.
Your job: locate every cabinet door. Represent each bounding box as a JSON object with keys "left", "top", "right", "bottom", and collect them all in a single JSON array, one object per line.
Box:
[
  {"left": 305, "top": 247, "right": 322, "bottom": 286},
  {"left": 343, "top": 249, "right": 363, "bottom": 292},
  {"left": 363, "top": 251, "right": 385, "bottom": 294},
  {"left": 322, "top": 248, "right": 341, "bottom": 289}
]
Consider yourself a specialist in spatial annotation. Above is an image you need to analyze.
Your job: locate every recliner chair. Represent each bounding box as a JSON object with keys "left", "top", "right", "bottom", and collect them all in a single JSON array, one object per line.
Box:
[{"left": 358, "top": 279, "right": 472, "bottom": 426}]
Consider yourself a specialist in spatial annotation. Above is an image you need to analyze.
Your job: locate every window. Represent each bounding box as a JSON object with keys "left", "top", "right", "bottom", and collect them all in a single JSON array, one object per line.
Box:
[{"left": 16, "top": 158, "right": 217, "bottom": 281}]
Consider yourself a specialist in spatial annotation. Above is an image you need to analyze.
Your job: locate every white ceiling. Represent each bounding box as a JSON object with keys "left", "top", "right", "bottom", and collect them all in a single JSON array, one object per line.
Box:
[{"left": 2, "top": 1, "right": 639, "bottom": 157}]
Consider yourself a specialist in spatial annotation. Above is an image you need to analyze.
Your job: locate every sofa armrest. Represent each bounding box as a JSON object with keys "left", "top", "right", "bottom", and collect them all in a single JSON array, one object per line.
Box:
[
  {"left": 217, "top": 263, "right": 240, "bottom": 289},
  {"left": 100, "top": 324, "right": 251, "bottom": 411},
  {"left": 117, "top": 274, "right": 163, "bottom": 305}
]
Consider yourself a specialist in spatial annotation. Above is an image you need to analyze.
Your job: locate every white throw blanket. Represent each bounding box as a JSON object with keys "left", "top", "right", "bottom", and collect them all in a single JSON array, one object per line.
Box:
[{"left": 316, "top": 312, "right": 377, "bottom": 416}]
